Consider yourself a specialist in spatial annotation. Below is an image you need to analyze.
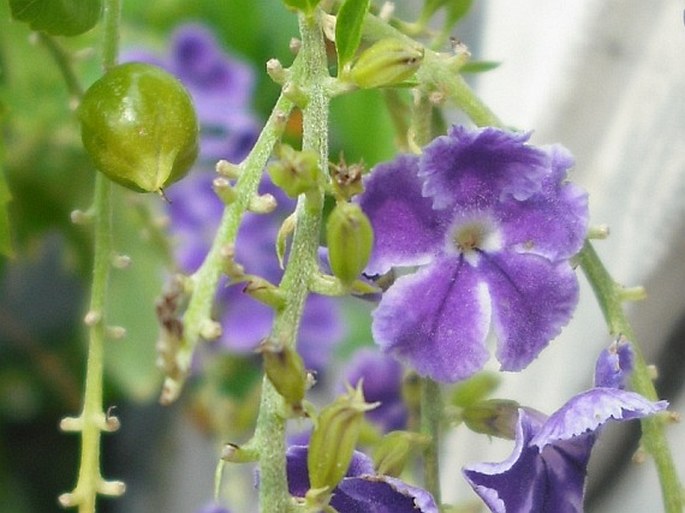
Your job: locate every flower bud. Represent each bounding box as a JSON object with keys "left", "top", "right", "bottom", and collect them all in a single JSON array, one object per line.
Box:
[
  {"left": 267, "top": 145, "right": 321, "bottom": 198},
  {"left": 308, "top": 384, "right": 378, "bottom": 492},
  {"left": 373, "top": 431, "right": 430, "bottom": 476},
  {"left": 326, "top": 202, "right": 374, "bottom": 286},
  {"left": 349, "top": 38, "right": 424, "bottom": 89},
  {"left": 450, "top": 371, "right": 500, "bottom": 408},
  {"left": 462, "top": 399, "right": 520, "bottom": 440},
  {"left": 259, "top": 338, "right": 307, "bottom": 410}
]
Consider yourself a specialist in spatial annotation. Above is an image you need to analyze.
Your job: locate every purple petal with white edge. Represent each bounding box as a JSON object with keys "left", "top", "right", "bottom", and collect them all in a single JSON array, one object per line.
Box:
[
  {"left": 360, "top": 154, "right": 450, "bottom": 275},
  {"left": 335, "top": 474, "right": 439, "bottom": 513},
  {"left": 531, "top": 387, "right": 668, "bottom": 448},
  {"left": 419, "top": 126, "right": 549, "bottom": 210},
  {"left": 498, "top": 145, "right": 589, "bottom": 262},
  {"left": 464, "top": 410, "right": 545, "bottom": 513},
  {"left": 594, "top": 339, "right": 635, "bottom": 389},
  {"left": 372, "top": 257, "right": 491, "bottom": 382},
  {"left": 482, "top": 252, "right": 579, "bottom": 371},
  {"left": 465, "top": 409, "right": 591, "bottom": 513}
]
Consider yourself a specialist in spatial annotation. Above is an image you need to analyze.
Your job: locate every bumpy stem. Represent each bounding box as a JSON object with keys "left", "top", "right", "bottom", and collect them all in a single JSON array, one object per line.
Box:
[
  {"left": 255, "top": 11, "right": 330, "bottom": 513},
  {"left": 578, "top": 241, "right": 683, "bottom": 513},
  {"left": 60, "top": 1, "right": 123, "bottom": 512}
]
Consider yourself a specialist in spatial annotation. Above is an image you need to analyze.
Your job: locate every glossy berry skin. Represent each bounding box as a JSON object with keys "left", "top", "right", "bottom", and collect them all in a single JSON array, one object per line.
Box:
[{"left": 79, "top": 62, "right": 199, "bottom": 193}]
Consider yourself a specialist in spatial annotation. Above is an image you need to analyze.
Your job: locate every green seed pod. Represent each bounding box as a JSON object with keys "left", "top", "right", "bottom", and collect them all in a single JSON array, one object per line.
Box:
[
  {"left": 9, "top": 0, "right": 102, "bottom": 36},
  {"left": 349, "top": 38, "right": 424, "bottom": 89},
  {"left": 79, "top": 62, "right": 199, "bottom": 193},
  {"left": 259, "top": 338, "right": 307, "bottom": 410},
  {"left": 267, "top": 144, "right": 320, "bottom": 198},
  {"left": 308, "top": 384, "right": 377, "bottom": 492},
  {"left": 326, "top": 202, "right": 374, "bottom": 286},
  {"left": 462, "top": 399, "right": 521, "bottom": 440}
]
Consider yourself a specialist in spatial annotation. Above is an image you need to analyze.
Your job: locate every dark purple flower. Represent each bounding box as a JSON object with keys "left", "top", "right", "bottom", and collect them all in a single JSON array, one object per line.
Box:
[
  {"left": 463, "top": 345, "right": 668, "bottom": 513},
  {"left": 286, "top": 445, "right": 438, "bottom": 513},
  {"left": 359, "top": 126, "right": 589, "bottom": 382},
  {"left": 342, "top": 348, "right": 408, "bottom": 432}
]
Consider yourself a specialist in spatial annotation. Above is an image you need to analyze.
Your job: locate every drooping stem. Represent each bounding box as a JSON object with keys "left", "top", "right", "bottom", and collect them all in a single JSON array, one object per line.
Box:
[
  {"left": 420, "top": 378, "right": 443, "bottom": 508},
  {"left": 255, "top": 11, "right": 330, "bottom": 513},
  {"left": 578, "top": 240, "right": 683, "bottom": 513}
]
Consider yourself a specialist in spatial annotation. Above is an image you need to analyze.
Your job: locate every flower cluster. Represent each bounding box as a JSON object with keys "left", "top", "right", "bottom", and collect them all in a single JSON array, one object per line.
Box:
[
  {"left": 359, "top": 126, "right": 589, "bottom": 382},
  {"left": 463, "top": 341, "right": 668, "bottom": 513},
  {"left": 126, "top": 25, "right": 344, "bottom": 370}
]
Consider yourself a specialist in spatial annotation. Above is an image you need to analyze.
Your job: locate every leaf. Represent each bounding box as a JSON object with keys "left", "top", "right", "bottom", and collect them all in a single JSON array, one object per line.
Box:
[
  {"left": 9, "top": 0, "right": 102, "bottom": 36},
  {"left": 460, "top": 60, "right": 501, "bottom": 74},
  {"left": 335, "top": 0, "right": 371, "bottom": 72}
]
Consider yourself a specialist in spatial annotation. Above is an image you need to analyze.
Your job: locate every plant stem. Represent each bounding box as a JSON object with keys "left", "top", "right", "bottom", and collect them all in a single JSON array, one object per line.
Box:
[
  {"left": 160, "top": 91, "right": 294, "bottom": 404},
  {"left": 578, "top": 241, "right": 684, "bottom": 513},
  {"left": 255, "top": 11, "right": 330, "bottom": 513},
  {"left": 420, "top": 378, "right": 443, "bottom": 508},
  {"left": 38, "top": 34, "right": 84, "bottom": 98}
]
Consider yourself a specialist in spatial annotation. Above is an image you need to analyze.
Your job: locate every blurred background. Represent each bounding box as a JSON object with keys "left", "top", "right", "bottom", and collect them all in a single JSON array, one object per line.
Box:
[{"left": 0, "top": 1, "right": 682, "bottom": 512}]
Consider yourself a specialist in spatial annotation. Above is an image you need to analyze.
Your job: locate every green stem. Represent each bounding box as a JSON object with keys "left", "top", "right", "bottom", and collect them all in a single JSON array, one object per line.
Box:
[
  {"left": 160, "top": 91, "right": 294, "bottom": 403},
  {"left": 578, "top": 241, "right": 683, "bottom": 513},
  {"left": 420, "top": 378, "right": 443, "bottom": 508},
  {"left": 255, "top": 11, "right": 330, "bottom": 513},
  {"left": 38, "top": 34, "right": 84, "bottom": 98}
]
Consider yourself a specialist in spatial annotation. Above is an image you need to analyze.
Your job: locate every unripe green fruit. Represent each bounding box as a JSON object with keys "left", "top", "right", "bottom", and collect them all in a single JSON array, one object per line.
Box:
[
  {"left": 326, "top": 202, "right": 374, "bottom": 286},
  {"left": 9, "top": 0, "right": 102, "bottom": 36},
  {"left": 78, "top": 62, "right": 199, "bottom": 193}
]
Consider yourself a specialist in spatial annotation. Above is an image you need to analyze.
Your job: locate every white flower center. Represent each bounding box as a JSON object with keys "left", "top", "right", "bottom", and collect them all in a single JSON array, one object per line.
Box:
[{"left": 447, "top": 215, "right": 502, "bottom": 265}]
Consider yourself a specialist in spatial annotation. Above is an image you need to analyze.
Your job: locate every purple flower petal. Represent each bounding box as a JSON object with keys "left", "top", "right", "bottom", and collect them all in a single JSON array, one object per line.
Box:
[
  {"left": 594, "top": 339, "right": 635, "bottom": 389},
  {"left": 342, "top": 348, "right": 407, "bottom": 432},
  {"left": 531, "top": 388, "right": 668, "bottom": 448},
  {"left": 195, "top": 502, "right": 232, "bottom": 513},
  {"left": 420, "top": 126, "right": 549, "bottom": 210},
  {"left": 360, "top": 155, "right": 450, "bottom": 274},
  {"left": 481, "top": 252, "right": 579, "bottom": 371},
  {"left": 335, "top": 474, "right": 439, "bottom": 513},
  {"left": 372, "top": 258, "right": 491, "bottom": 382},
  {"left": 498, "top": 145, "right": 588, "bottom": 262}
]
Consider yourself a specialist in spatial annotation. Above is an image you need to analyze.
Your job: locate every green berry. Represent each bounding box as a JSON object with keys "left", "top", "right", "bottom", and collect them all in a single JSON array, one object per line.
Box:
[
  {"left": 326, "top": 202, "right": 374, "bottom": 286},
  {"left": 78, "top": 62, "right": 199, "bottom": 193},
  {"left": 9, "top": 0, "right": 102, "bottom": 37}
]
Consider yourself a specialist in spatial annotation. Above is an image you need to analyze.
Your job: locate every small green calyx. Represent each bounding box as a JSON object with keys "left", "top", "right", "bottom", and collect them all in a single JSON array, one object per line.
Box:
[
  {"left": 307, "top": 384, "right": 378, "bottom": 492},
  {"left": 259, "top": 338, "right": 308, "bottom": 411},
  {"left": 326, "top": 202, "right": 374, "bottom": 286},
  {"left": 268, "top": 144, "right": 321, "bottom": 198},
  {"left": 78, "top": 62, "right": 199, "bottom": 193},
  {"left": 349, "top": 38, "right": 424, "bottom": 89},
  {"left": 462, "top": 399, "right": 521, "bottom": 440},
  {"left": 373, "top": 431, "right": 430, "bottom": 476}
]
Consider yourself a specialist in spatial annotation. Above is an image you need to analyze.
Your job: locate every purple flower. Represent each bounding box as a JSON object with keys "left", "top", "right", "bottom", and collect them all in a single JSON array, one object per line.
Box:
[
  {"left": 126, "top": 25, "right": 344, "bottom": 370},
  {"left": 286, "top": 445, "right": 438, "bottom": 513},
  {"left": 462, "top": 345, "right": 668, "bottom": 513},
  {"left": 194, "top": 502, "right": 231, "bottom": 513},
  {"left": 359, "top": 126, "right": 589, "bottom": 382},
  {"left": 342, "top": 348, "right": 408, "bottom": 432}
]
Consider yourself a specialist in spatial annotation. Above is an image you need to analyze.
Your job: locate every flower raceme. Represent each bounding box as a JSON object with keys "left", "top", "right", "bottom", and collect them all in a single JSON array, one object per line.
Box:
[{"left": 359, "top": 126, "right": 589, "bottom": 382}]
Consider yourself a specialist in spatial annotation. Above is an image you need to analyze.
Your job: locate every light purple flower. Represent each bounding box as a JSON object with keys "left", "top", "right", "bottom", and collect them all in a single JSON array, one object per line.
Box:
[
  {"left": 359, "top": 126, "right": 589, "bottom": 382},
  {"left": 463, "top": 345, "right": 668, "bottom": 513},
  {"left": 126, "top": 24, "right": 344, "bottom": 370},
  {"left": 194, "top": 502, "right": 231, "bottom": 513},
  {"left": 342, "top": 348, "right": 408, "bottom": 432},
  {"left": 286, "top": 445, "right": 438, "bottom": 513}
]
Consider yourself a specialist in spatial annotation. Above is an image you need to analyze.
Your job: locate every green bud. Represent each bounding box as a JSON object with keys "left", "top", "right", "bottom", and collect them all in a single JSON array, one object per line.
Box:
[
  {"left": 267, "top": 145, "right": 320, "bottom": 198},
  {"left": 326, "top": 202, "right": 374, "bottom": 286},
  {"left": 373, "top": 431, "right": 430, "bottom": 476},
  {"left": 462, "top": 399, "right": 520, "bottom": 440},
  {"left": 259, "top": 338, "right": 307, "bottom": 410},
  {"left": 308, "top": 384, "right": 377, "bottom": 491},
  {"left": 349, "top": 38, "right": 424, "bottom": 89}
]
